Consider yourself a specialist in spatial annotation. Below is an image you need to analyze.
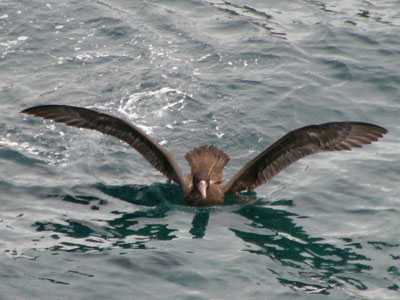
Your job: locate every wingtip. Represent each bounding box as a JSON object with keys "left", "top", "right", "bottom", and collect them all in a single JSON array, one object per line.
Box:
[
  {"left": 352, "top": 122, "right": 388, "bottom": 139},
  {"left": 372, "top": 125, "right": 388, "bottom": 139},
  {"left": 20, "top": 105, "right": 45, "bottom": 115},
  {"left": 369, "top": 124, "right": 388, "bottom": 136},
  {"left": 20, "top": 107, "right": 31, "bottom": 114},
  {"left": 368, "top": 123, "right": 388, "bottom": 135}
]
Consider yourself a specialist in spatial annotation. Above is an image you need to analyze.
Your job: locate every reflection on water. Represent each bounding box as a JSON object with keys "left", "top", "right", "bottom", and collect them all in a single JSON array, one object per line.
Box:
[
  {"left": 189, "top": 210, "right": 209, "bottom": 239},
  {"left": 2, "top": 0, "right": 399, "bottom": 298},
  {"left": 232, "top": 205, "right": 370, "bottom": 294},
  {"left": 32, "top": 183, "right": 373, "bottom": 295}
]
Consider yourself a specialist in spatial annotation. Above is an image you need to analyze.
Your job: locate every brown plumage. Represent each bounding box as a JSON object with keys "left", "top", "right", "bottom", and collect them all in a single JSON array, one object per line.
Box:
[{"left": 21, "top": 105, "right": 387, "bottom": 206}]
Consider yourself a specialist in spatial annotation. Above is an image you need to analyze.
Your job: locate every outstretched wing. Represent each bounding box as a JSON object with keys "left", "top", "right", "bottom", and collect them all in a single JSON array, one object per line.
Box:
[
  {"left": 224, "top": 122, "right": 387, "bottom": 193},
  {"left": 21, "top": 105, "right": 185, "bottom": 187}
]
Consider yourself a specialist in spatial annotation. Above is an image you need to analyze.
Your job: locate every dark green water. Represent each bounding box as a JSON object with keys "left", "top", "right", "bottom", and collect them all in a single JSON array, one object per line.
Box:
[{"left": 1, "top": 1, "right": 399, "bottom": 299}]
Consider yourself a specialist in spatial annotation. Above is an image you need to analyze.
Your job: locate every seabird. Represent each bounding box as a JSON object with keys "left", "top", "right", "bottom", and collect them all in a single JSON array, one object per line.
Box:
[{"left": 21, "top": 105, "right": 387, "bottom": 206}]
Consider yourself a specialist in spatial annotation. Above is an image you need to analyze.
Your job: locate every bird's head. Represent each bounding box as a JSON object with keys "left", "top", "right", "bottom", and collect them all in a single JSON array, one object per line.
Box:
[{"left": 192, "top": 171, "right": 210, "bottom": 199}]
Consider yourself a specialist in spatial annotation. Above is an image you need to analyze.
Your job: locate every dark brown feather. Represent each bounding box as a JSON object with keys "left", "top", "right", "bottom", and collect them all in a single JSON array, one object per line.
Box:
[
  {"left": 185, "top": 145, "right": 229, "bottom": 182},
  {"left": 21, "top": 105, "right": 387, "bottom": 206},
  {"left": 21, "top": 105, "right": 185, "bottom": 187},
  {"left": 224, "top": 122, "right": 387, "bottom": 193}
]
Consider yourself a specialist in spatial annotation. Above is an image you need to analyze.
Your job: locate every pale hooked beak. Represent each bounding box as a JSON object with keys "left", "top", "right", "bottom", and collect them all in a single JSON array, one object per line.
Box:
[{"left": 198, "top": 180, "right": 207, "bottom": 199}]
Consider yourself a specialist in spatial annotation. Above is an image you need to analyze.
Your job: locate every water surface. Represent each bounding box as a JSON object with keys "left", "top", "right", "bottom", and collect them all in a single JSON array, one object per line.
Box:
[{"left": 1, "top": 0, "right": 400, "bottom": 299}]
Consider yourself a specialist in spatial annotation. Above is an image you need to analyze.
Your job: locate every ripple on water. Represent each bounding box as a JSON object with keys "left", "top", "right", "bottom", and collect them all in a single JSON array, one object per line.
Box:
[{"left": 1, "top": 0, "right": 400, "bottom": 299}]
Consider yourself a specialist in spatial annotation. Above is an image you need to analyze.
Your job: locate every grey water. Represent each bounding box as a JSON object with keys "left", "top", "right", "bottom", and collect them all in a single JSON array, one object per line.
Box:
[{"left": 1, "top": 0, "right": 400, "bottom": 299}]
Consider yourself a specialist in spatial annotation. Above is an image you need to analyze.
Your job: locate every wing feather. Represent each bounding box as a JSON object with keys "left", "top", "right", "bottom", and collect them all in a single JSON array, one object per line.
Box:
[
  {"left": 21, "top": 105, "right": 185, "bottom": 187},
  {"left": 224, "top": 122, "right": 387, "bottom": 193}
]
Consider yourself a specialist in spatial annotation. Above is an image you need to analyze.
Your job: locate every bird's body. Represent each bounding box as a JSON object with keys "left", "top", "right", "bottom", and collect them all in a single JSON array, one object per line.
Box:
[{"left": 21, "top": 105, "right": 387, "bottom": 206}]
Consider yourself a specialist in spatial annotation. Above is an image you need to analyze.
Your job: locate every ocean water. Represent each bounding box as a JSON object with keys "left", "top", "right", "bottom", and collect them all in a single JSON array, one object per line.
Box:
[{"left": 1, "top": 0, "right": 400, "bottom": 299}]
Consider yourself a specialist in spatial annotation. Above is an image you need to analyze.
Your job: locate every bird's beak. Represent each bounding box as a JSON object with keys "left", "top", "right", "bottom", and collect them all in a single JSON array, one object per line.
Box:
[{"left": 198, "top": 180, "right": 207, "bottom": 199}]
